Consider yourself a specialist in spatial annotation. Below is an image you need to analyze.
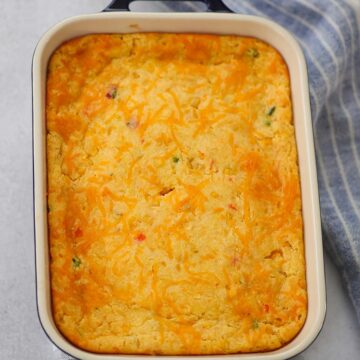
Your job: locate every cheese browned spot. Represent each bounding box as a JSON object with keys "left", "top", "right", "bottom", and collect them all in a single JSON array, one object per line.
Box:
[{"left": 47, "top": 33, "right": 307, "bottom": 355}]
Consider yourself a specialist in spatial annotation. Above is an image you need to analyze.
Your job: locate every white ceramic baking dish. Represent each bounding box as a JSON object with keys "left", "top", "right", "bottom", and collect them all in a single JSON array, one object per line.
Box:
[{"left": 32, "top": 1, "right": 326, "bottom": 359}]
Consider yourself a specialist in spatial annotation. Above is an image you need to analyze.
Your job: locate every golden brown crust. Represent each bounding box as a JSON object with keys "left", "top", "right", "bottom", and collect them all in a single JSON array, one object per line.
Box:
[{"left": 47, "top": 33, "right": 307, "bottom": 354}]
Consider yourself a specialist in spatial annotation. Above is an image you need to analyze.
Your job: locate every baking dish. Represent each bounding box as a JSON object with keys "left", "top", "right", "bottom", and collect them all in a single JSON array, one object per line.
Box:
[{"left": 32, "top": 1, "right": 326, "bottom": 359}]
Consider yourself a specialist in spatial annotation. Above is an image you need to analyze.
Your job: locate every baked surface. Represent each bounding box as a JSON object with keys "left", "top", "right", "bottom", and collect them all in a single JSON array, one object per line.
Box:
[{"left": 46, "top": 33, "right": 307, "bottom": 354}]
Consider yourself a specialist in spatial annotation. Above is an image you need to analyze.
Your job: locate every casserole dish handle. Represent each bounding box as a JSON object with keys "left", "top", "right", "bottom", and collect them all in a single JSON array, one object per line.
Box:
[{"left": 104, "top": 0, "right": 233, "bottom": 12}]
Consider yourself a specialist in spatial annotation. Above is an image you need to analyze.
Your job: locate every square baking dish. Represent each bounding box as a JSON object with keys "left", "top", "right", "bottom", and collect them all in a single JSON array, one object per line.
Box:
[{"left": 32, "top": 4, "right": 326, "bottom": 360}]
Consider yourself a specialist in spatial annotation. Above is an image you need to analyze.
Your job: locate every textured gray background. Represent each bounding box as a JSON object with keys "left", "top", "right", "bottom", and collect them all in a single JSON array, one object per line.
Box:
[{"left": 0, "top": 0, "right": 359, "bottom": 359}]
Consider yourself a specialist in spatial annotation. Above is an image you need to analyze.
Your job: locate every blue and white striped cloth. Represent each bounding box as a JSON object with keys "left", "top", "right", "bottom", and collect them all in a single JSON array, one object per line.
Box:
[
  {"left": 226, "top": 0, "right": 360, "bottom": 323},
  {"left": 163, "top": 0, "right": 360, "bottom": 322}
]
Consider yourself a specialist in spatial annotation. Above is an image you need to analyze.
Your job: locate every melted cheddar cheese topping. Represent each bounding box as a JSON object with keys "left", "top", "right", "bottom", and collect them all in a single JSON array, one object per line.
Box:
[{"left": 47, "top": 33, "right": 307, "bottom": 354}]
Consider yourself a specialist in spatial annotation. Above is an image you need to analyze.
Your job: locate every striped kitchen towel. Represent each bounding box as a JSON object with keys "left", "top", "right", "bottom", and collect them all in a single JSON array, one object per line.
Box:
[
  {"left": 164, "top": 0, "right": 360, "bottom": 322},
  {"left": 226, "top": 0, "right": 360, "bottom": 323}
]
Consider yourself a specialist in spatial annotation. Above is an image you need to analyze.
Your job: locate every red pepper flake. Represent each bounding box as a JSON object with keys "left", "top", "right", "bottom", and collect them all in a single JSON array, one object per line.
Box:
[
  {"left": 135, "top": 233, "right": 146, "bottom": 242},
  {"left": 264, "top": 304, "right": 270, "bottom": 313},
  {"left": 228, "top": 203, "right": 237, "bottom": 211},
  {"left": 74, "top": 228, "right": 83, "bottom": 238},
  {"left": 106, "top": 85, "right": 117, "bottom": 99}
]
